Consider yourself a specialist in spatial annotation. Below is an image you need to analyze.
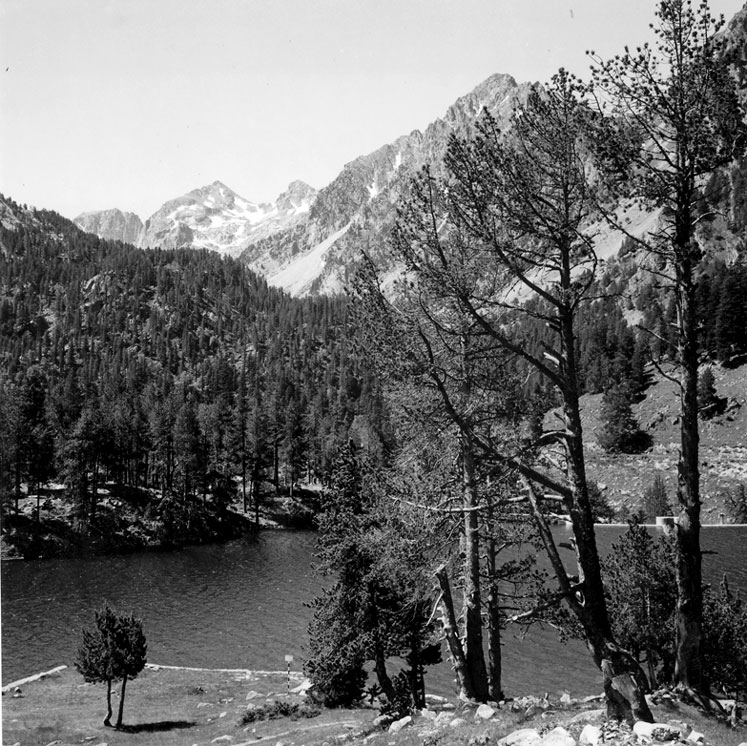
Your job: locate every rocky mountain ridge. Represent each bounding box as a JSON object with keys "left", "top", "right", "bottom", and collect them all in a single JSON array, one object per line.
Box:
[
  {"left": 72, "top": 74, "right": 529, "bottom": 291},
  {"left": 73, "top": 1, "right": 747, "bottom": 295},
  {"left": 74, "top": 179, "right": 317, "bottom": 258},
  {"left": 242, "top": 73, "right": 530, "bottom": 295}
]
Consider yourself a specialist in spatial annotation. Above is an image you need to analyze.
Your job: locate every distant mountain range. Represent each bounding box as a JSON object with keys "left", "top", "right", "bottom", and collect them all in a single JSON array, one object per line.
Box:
[
  {"left": 75, "top": 179, "right": 316, "bottom": 259},
  {"left": 73, "top": 2, "right": 747, "bottom": 296},
  {"left": 74, "top": 73, "right": 532, "bottom": 295}
]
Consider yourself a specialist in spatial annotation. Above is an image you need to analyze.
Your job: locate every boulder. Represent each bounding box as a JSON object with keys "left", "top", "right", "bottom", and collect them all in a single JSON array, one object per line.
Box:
[
  {"left": 420, "top": 708, "right": 438, "bottom": 720},
  {"left": 475, "top": 703, "right": 496, "bottom": 720},
  {"left": 559, "top": 693, "right": 574, "bottom": 706},
  {"left": 389, "top": 715, "right": 413, "bottom": 734},
  {"left": 569, "top": 709, "right": 605, "bottom": 725},
  {"left": 425, "top": 694, "right": 449, "bottom": 704},
  {"left": 540, "top": 726, "right": 575, "bottom": 746},
  {"left": 449, "top": 718, "right": 468, "bottom": 728},
  {"left": 632, "top": 721, "right": 681, "bottom": 741},
  {"left": 579, "top": 724, "right": 601, "bottom": 745},
  {"left": 290, "top": 679, "right": 312, "bottom": 694},
  {"left": 497, "top": 728, "right": 543, "bottom": 746},
  {"left": 687, "top": 731, "right": 704, "bottom": 744}
]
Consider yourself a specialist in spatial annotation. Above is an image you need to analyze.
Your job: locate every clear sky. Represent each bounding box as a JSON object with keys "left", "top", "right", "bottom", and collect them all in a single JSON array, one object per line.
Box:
[{"left": 1, "top": 0, "right": 743, "bottom": 221}]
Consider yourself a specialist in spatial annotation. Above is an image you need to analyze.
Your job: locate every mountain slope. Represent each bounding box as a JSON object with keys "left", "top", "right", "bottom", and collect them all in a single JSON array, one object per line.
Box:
[{"left": 241, "top": 73, "right": 529, "bottom": 295}]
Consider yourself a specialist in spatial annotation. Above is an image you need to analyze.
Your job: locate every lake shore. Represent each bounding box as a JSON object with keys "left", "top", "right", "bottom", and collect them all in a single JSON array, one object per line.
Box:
[{"left": 3, "top": 663, "right": 745, "bottom": 746}]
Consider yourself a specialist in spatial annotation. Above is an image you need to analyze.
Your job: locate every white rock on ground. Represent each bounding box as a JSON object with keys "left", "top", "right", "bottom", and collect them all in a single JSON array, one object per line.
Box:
[
  {"left": 541, "top": 726, "right": 575, "bottom": 746},
  {"left": 388, "top": 715, "right": 412, "bottom": 734},
  {"left": 449, "top": 717, "right": 468, "bottom": 728},
  {"left": 420, "top": 708, "right": 438, "bottom": 720},
  {"left": 434, "top": 711, "right": 454, "bottom": 726},
  {"left": 475, "top": 703, "right": 496, "bottom": 720},
  {"left": 687, "top": 731, "right": 705, "bottom": 743},
  {"left": 497, "top": 728, "right": 543, "bottom": 746},
  {"left": 425, "top": 694, "right": 448, "bottom": 704},
  {"left": 632, "top": 721, "right": 681, "bottom": 741},
  {"left": 579, "top": 724, "right": 601, "bottom": 745},
  {"left": 569, "top": 709, "right": 605, "bottom": 725}
]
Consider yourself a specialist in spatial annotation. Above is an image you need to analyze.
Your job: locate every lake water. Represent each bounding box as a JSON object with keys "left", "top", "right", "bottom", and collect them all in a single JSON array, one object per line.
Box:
[{"left": 2, "top": 526, "right": 746, "bottom": 697}]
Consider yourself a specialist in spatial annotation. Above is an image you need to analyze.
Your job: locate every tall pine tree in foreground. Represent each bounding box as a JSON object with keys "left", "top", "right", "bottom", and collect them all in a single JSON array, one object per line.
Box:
[{"left": 588, "top": 0, "right": 747, "bottom": 706}]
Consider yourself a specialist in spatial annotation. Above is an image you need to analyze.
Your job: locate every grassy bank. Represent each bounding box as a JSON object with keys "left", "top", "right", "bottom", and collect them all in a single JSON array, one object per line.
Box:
[{"left": 3, "top": 665, "right": 745, "bottom": 746}]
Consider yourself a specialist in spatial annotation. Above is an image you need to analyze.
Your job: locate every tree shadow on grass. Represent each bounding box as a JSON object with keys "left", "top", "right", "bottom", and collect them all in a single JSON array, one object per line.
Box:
[{"left": 118, "top": 720, "right": 196, "bottom": 733}]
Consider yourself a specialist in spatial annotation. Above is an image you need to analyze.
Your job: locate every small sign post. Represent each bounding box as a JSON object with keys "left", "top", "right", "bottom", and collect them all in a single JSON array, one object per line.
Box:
[{"left": 285, "top": 654, "right": 294, "bottom": 693}]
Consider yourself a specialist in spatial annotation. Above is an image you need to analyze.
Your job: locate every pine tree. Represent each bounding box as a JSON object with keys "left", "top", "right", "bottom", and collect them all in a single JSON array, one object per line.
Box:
[
  {"left": 588, "top": 0, "right": 747, "bottom": 701},
  {"left": 697, "top": 365, "right": 719, "bottom": 419},
  {"left": 597, "top": 384, "right": 648, "bottom": 454},
  {"left": 643, "top": 475, "right": 672, "bottom": 522},
  {"left": 75, "top": 602, "right": 147, "bottom": 728},
  {"left": 604, "top": 523, "right": 677, "bottom": 687}
]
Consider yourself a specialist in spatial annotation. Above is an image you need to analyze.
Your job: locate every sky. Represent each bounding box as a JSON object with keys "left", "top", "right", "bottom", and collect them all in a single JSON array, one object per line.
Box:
[{"left": 1, "top": 0, "right": 744, "bottom": 221}]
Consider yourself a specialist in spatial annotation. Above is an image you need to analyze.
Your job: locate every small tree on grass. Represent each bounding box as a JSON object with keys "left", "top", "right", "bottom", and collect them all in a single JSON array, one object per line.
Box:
[
  {"left": 643, "top": 475, "right": 672, "bottom": 521},
  {"left": 697, "top": 366, "right": 719, "bottom": 419},
  {"left": 75, "top": 602, "right": 147, "bottom": 728},
  {"left": 598, "top": 384, "right": 649, "bottom": 454}
]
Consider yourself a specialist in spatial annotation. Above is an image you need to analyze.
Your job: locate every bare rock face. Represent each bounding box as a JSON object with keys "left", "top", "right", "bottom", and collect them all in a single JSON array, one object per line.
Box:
[
  {"left": 74, "top": 209, "right": 143, "bottom": 245},
  {"left": 240, "top": 73, "right": 530, "bottom": 296}
]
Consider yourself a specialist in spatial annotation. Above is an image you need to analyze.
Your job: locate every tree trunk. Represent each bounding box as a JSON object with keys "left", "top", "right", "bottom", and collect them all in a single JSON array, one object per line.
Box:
[
  {"left": 368, "top": 586, "right": 395, "bottom": 703},
  {"left": 672, "top": 245, "right": 714, "bottom": 707},
  {"left": 104, "top": 678, "right": 113, "bottom": 727},
  {"left": 525, "top": 479, "right": 653, "bottom": 725},
  {"left": 14, "top": 449, "right": 21, "bottom": 514},
  {"left": 486, "top": 501, "right": 504, "bottom": 702},
  {"left": 486, "top": 575, "right": 504, "bottom": 702},
  {"left": 241, "top": 438, "right": 248, "bottom": 514},
  {"left": 408, "top": 631, "right": 426, "bottom": 709},
  {"left": 253, "top": 471, "right": 260, "bottom": 528},
  {"left": 435, "top": 564, "right": 475, "bottom": 701},
  {"left": 460, "top": 434, "right": 489, "bottom": 702},
  {"left": 115, "top": 674, "right": 127, "bottom": 729}
]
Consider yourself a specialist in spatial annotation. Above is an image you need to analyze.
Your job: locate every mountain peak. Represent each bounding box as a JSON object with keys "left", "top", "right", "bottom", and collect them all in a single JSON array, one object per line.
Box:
[
  {"left": 442, "top": 72, "right": 519, "bottom": 127},
  {"left": 74, "top": 208, "right": 143, "bottom": 244}
]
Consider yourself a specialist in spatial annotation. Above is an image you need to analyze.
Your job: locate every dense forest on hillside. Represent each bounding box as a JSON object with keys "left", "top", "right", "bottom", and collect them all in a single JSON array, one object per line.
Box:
[
  {"left": 0, "top": 195, "right": 390, "bottom": 554},
  {"left": 2, "top": 187, "right": 747, "bottom": 558}
]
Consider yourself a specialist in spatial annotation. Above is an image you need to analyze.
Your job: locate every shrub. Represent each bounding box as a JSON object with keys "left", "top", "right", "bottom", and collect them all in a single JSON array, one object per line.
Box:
[
  {"left": 702, "top": 577, "right": 747, "bottom": 705},
  {"left": 378, "top": 671, "right": 413, "bottom": 719},
  {"left": 240, "top": 700, "right": 320, "bottom": 724}
]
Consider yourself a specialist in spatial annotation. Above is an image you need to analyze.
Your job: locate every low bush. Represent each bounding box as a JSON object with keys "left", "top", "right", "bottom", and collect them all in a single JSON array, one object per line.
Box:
[{"left": 239, "top": 700, "right": 320, "bottom": 724}]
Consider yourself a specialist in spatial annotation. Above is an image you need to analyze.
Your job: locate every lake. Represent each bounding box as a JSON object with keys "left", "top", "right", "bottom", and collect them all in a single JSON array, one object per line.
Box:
[{"left": 2, "top": 526, "right": 746, "bottom": 696}]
